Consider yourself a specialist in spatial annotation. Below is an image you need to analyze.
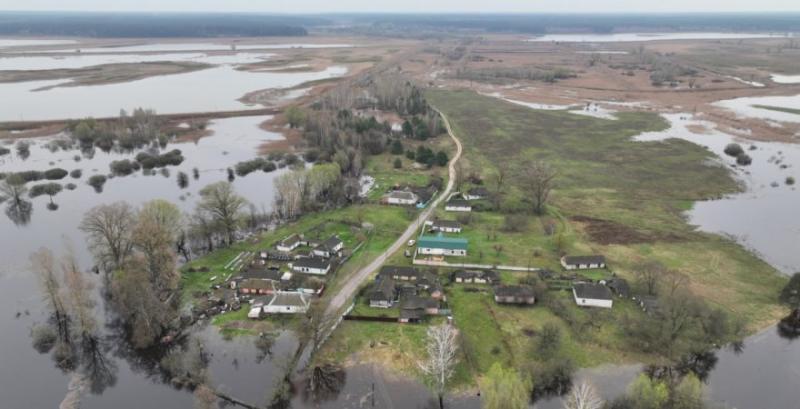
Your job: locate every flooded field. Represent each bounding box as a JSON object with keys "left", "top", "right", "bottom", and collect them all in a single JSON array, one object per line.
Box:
[
  {"left": 17, "top": 42, "right": 353, "bottom": 53},
  {"left": 714, "top": 94, "right": 800, "bottom": 123},
  {"left": 0, "top": 115, "right": 294, "bottom": 408},
  {"left": 0, "top": 63, "right": 346, "bottom": 121}
]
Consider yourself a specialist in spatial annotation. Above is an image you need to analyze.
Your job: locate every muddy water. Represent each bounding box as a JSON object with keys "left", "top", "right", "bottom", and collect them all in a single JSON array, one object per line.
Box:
[
  {"left": 714, "top": 94, "right": 800, "bottom": 123},
  {"left": 20, "top": 42, "right": 353, "bottom": 54}
]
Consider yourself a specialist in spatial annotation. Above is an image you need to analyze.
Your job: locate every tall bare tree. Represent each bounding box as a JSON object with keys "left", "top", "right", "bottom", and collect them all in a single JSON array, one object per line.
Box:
[
  {"left": 490, "top": 163, "right": 508, "bottom": 209},
  {"left": 564, "top": 382, "right": 604, "bottom": 409},
  {"left": 133, "top": 200, "right": 182, "bottom": 292},
  {"left": 197, "top": 182, "right": 247, "bottom": 245},
  {"left": 0, "top": 174, "right": 27, "bottom": 206},
  {"left": 30, "top": 248, "right": 69, "bottom": 341},
  {"left": 60, "top": 247, "right": 97, "bottom": 346},
  {"left": 79, "top": 202, "right": 136, "bottom": 273},
  {"left": 419, "top": 323, "right": 459, "bottom": 409},
  {"left": 635, "top": 261, "right": 665, "bottom": 296},
  {"left": 520, "top": 161, "right": 556, "bottom": 215}
]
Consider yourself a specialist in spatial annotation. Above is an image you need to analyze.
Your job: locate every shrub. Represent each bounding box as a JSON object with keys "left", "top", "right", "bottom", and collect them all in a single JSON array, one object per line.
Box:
[
  {"left": 262, "top": 161, "right": 277, "bottom": 172},
  {"left": 0, "top": 147, "right": 10, "bottom": 156},
  {"left": 235, "top": 158, "right": 272, "bottom": 176},
  {"left": 65, "top": 183, "right": 77, "bottom": 190},
  {"left": 502, "top": 213, "right": 529, "bottom": 232},
  {"left": 390, "top": 139, "right": 404, "bottom": 155},
  {"left": 736, "top": 153, "right": 752, "bottom": 166},
  {"left": 13, "top": 170, "right": 45, "bottom": 183},
  {"left": 724, "top": 143, "right": 744, "bottom": 157},
  {"left": 69, "top": 169, "right": 82, "bottom": 179},
  {"left": 393, "top": 158, "right": 402, "bottom": 169},
  {"left": 43, "top": 168, "right": 68, "bottom": 180},
  {"left": 135, "top": 149, "right": 184, "bottom": 169},
  {"left": 177, "top": 172, "right": 189, "bottom": 189},
  {"left": 30, "top": 324, "right": 57, "bottom": 354},
  {"left": 87, "top": 175, "right": 107, "bottom": 192},
  {"left": 302, "top": 149, "right": 319, "bottom": 163},
  {"left": 29, "top": 182, "right": 62, "bottom": 199},
  {"left": 787, "top": 177, "right": 796, "bottom": 186},
  {"left": 109, "top": 159, "right": 141, "bottom": 176}
]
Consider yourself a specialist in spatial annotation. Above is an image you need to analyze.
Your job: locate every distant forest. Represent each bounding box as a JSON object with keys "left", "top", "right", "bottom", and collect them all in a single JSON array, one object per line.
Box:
[
  {"left": 0, "top": 12, "right": 322, "bottom": 37},
  {"left": 334, "top": 13, "right": 800, "bottom": 35},
  {"left": 2, "top": 12, "right": 799, "bottom": 38}
]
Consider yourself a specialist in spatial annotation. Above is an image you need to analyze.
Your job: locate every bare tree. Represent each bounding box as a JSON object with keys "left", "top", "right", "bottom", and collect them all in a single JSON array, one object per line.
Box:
[
  {"left": 490, "top": 163, "right": 508, "bottom": 209},
  {"left": 418, "top": 323, "right": 459, "bottom": 409},
  {"left": 302, "top": 300, "right": 336, "bottom": 356},
  {"left": 186, "top": 208, "right": 218, "bottom": 253},
  {"left": 79, "top": 202, "right": 136, "bottom": 273},
  {"left": 564, "top": 382, "right": 603, "bottom": 409},
  {"left": 519, "top": 161, "right": 556, "bottom": 215},
  {"left": 197, "top": 182, "right": 247, "bottom": 245},
  {"left": 61, "top": 247, "right": 97, "bottom": 346},
  {"left": 635, "top": 261, "right": 665, "bottom": 296},
  {"left": 30, "top": 248, "right": 69, "bottom": 341},
  {"left": 0, "top": 174, "right": 28, "bottom": 206},
  {"left": 133, "top": 200, "right": 182, "bottom": 292}
]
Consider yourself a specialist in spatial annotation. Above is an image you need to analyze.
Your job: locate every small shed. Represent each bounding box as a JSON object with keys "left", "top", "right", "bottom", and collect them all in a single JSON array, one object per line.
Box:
[
  {"left": 445, "top": 199, "right": 472, "bottom": 212},
  {"left": 493, "top": 285, "right": 536, "bottom": 305}
]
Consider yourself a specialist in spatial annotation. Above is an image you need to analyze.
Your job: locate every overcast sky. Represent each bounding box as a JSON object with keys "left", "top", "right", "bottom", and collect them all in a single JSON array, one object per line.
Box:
[{"left": 1, "top": 0, "right": 799, "bottom": 14}]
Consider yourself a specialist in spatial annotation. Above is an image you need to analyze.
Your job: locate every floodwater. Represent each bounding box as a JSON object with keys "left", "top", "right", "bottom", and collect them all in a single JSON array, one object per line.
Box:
[
  {"left": 0, "top": 116, "right": 293, "bottom": 408},
  {"left": 528, "top": 32, "right": 791, "bottom": 43},
  {"left": 771, "top": 74, "right": 800, "bottom": 84},
  {"left": 484, "top": 92, "right": 620, "bottom": 120},
  {"left": 714, "top": 94, "right": 800, "bottom": 123},
  {"left": 0, "top": 51, "right": 272, "bottom": 70},
  {"left": 0, "top": 38, "right": 77, "bottom": 49},
  {"left": 0, "top": 63, "right": 347, "bottom": 121},
  {"left": 19, "top": 42, "right": 353, "bottom": 54}
]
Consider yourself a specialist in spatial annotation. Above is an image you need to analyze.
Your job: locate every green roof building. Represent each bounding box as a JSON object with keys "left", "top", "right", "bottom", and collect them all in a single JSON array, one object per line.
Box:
[{"left": 417, "top": 235, "right": 468, "bottom": 257}]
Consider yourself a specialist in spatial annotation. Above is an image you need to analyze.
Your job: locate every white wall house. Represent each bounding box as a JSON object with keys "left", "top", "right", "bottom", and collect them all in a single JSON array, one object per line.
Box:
[
  {"left": 561, "top": 255, "right": 606, "bottom": 270},
  {"left": 277, "top": 234, "right": 305, "bottom": 253},
  {"left": 444, "top": 199, "right": 472, "bottom": 212},
  {"left": 312, "top": 236, "right": 344, "bottom": 258},
  {"left": 572, "top": 283, "right": 613, "bottom": 309},
  {"left": 386, "top": 190, "right": 418, "bottom": 206},
  {"left": 262, "top": 291, "right": 310, "bottom": 314},
  {"left": 291, "top": 257, "right": 331, "bottom": 275}
]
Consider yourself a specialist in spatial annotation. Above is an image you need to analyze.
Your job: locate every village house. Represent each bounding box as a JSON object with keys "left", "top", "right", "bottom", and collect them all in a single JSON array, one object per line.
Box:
[
  {"left": 445, "top": 198, "right": 472, "bottom": 212},
  {"left": 417, "top": 235, "right": 468, "bottom": 257},
  {"left": 493, "top": 285, "right": 536, "bottom": 305},
  {"left": 291, "top": 257, "right": 331, "bottom": 275},
  {"left": 248, "top": 291, "right": 311, "bottom": 318},
  {"left": 463, "top": 187, "right": 490, "bottom": 201},
  {"left": 312, "top": 235, "right": 344, "bottom": 258},
  {"left": 385, "top": 190, "right": 419, "bottom": 206},
  {"left": 561, "top": 255, "right": 607, "bottom": 270},
  {"left": 368, "top": 276, "right": 398, "bottom": 308},
  {"left": 426, "top": 218, "right": 462, "bottom": 233},
  {"left": 277, "top": 233, "right": 306, "bottom": 253},
  {"left": 413, "top": 186, "right": 437, "bottom": 208},
  {"left": 257, "top": 250, "right": 292, "bottom": 262},
  {"left": 398, "top": 296, "right": 440, "bottom": 323},
  {"left": 572, "top": 282, "right": 614, "bottom": 308},
  {"left": 453, "top": 269, "right": 500, "bottom": 284}
]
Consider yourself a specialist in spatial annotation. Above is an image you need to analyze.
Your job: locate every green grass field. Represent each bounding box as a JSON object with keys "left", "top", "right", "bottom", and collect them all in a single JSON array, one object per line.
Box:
[{"left": 425, "top": 90, "right": 786, "bottom": 330}]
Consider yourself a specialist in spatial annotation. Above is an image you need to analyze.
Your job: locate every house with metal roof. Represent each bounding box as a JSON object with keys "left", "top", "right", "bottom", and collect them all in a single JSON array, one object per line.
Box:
[
  {"left": 291, "top": 257, "right": 331, "bottom": 275},
  {"left": 573, "top": 282, "right": 613, "bottom": 308},
  {"left": 417, "top": 235, "right": 468, "bottom": 257},
  {"left": 561, "top": 255, "right": 606, "bottom": 270}
]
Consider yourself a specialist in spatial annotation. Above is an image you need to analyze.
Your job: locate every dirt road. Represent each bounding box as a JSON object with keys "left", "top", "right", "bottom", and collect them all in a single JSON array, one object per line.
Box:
[{"left": 323, "top": 106, "right": 463, "bottom": 317}]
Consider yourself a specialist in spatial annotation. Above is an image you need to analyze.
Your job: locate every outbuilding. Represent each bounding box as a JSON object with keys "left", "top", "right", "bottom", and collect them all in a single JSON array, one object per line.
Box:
[
  {"left": 453, "top": 269, "right": 499, "bottom": 284},
  {"left": 572, "top": 283, "right": 613, "bottom": 308},
  {"left": 464, "top": 187, "right": 490, "bottom": 201},
  {"left": 561, "top": 255, "right": 606, "bottom": 270},
  {"left": 493, "top": 285, "right": 536, "bottom": 305}
]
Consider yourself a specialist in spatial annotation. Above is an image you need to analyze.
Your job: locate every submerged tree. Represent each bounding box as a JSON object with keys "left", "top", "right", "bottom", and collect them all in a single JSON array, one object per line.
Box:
[
  {"left": 480, "top": 363, "right": 532, "bottom": 409},
  {"left": 79, "top": 202, "right": 136, "bottom": 273},
  {"left": 419, "top": 323, "right": 459, "bottom": 409},
  {"left": 197, "top": 182, "right": 247, "bottom": 245},
  {"left": 563, "top": 382, "right": 603, "bottom": 409}
]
